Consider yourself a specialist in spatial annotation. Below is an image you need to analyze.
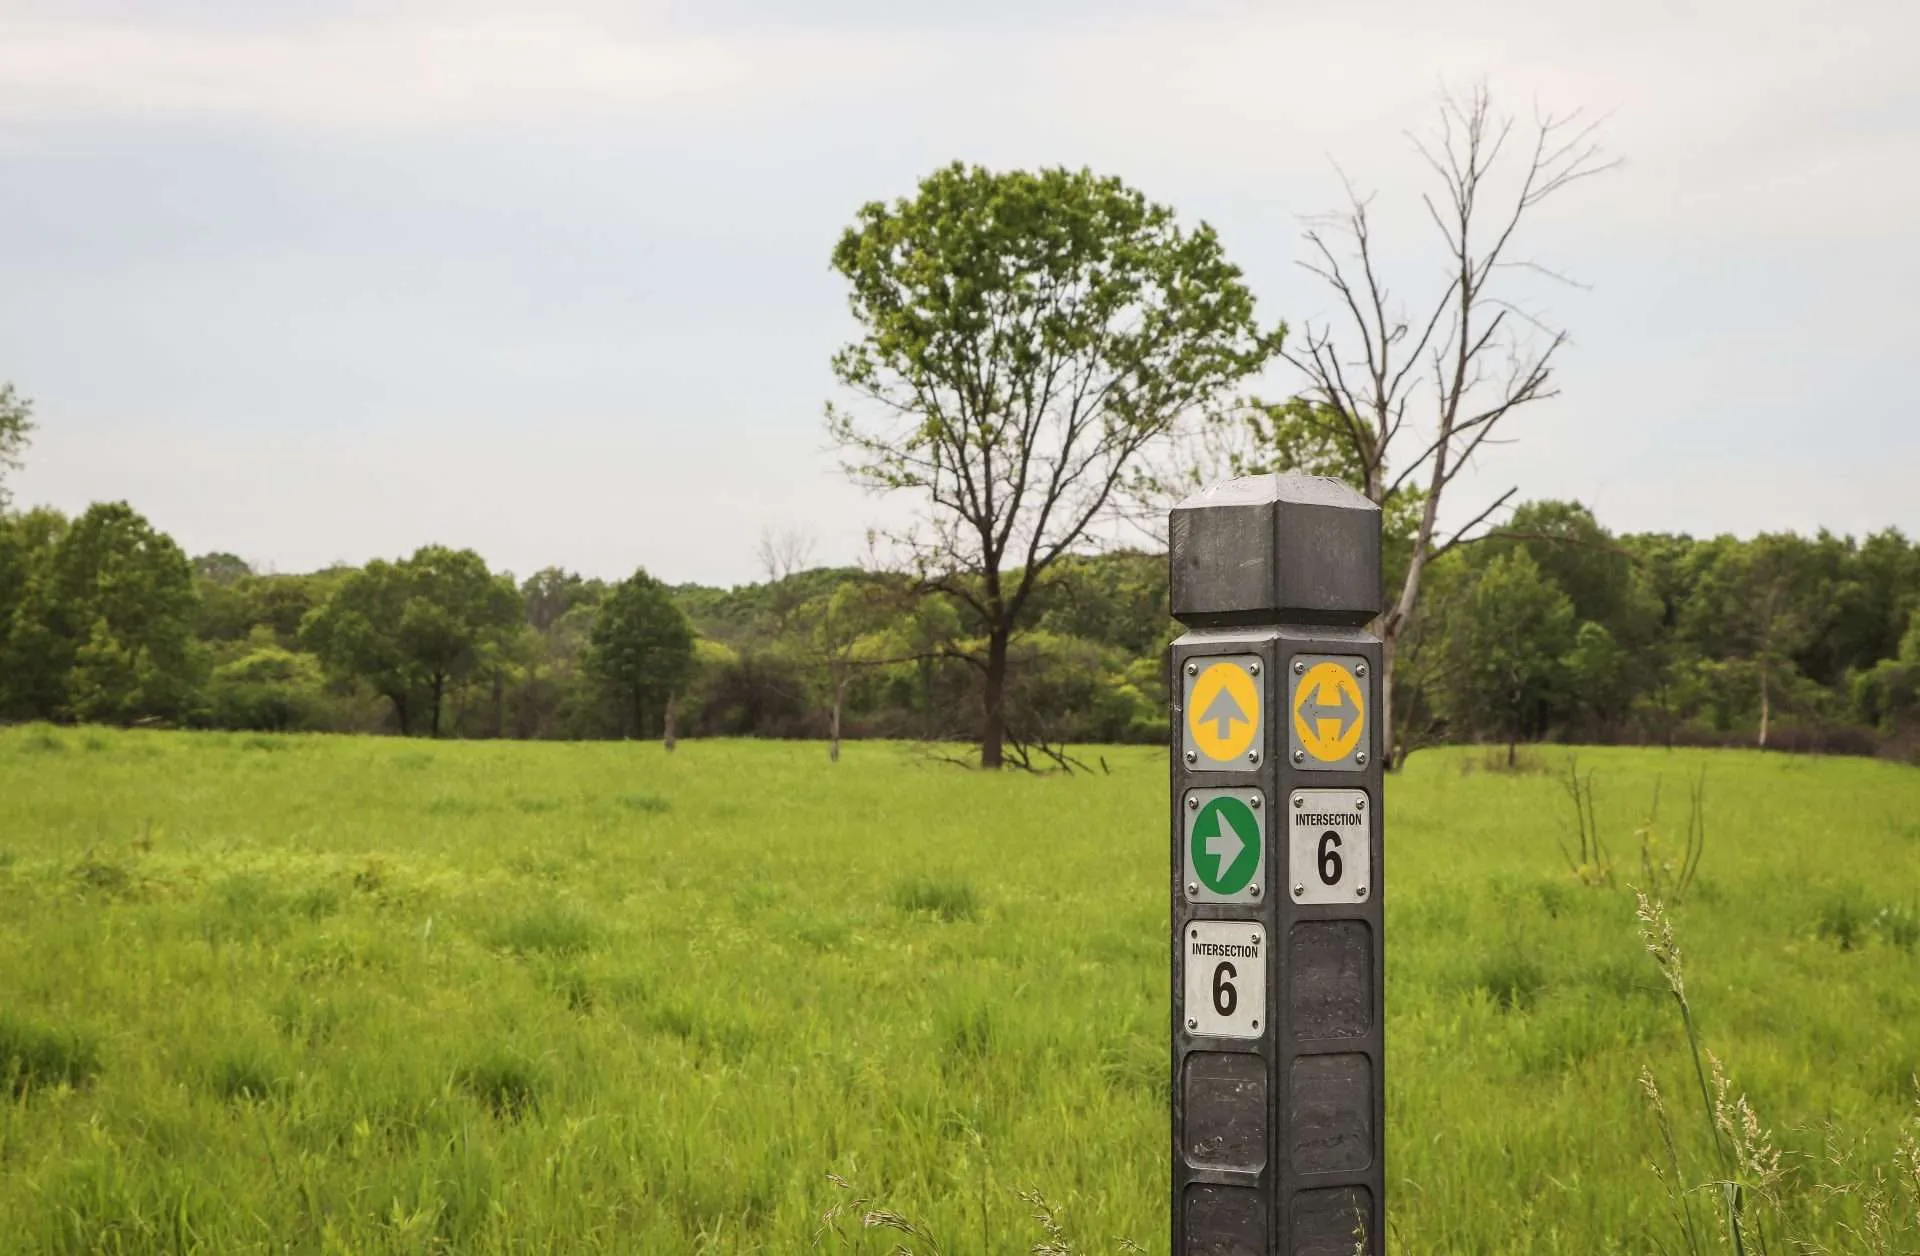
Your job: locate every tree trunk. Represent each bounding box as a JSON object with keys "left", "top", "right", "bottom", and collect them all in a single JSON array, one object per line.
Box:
[
  {"left": 1758, "top": 664, "right": 1770, "bottom": 749},
  {"left": 429, "top": 674, "right": 445, "bottom": 739},
  {"left": 1378, "top": 626, "right": 1398, "bottom": 769},
  {"left": 980, "top": 627, "right": 1010, "bottom": 769},
  {"left": 390, "top": 692, "right": 411, "bottom": 737},
  {"left": 663, "top": 693, "right": 678, "bottom": 752},
  {"left": 829, "top": 672, "right": 844, "bottom": 764}
]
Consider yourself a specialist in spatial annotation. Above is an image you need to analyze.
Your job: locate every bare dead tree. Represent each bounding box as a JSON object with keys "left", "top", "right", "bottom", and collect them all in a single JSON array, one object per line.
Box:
[{"left": 1282, "top": 81, "right": 1618, "bottom": 765}]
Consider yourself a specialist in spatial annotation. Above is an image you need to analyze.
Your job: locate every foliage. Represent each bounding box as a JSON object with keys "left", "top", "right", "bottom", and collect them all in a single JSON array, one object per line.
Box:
[
  {"left": 0, "top": 381, "right": 32, "bottom": 510},
  {"left": 826, "top": 161, "right": 1279, "bottom": 767},
  {"left": 301, "top": 545, "right": 521, "bottom": 737},
  {"left": 1435, "top": 549, "right": 1577, "bottom": 763},
  {"left": 584, "top": 567, "right": 695, "bottom": 738},
  {"left": 0, "top": 501, "right": 198, "bottom": 723}
]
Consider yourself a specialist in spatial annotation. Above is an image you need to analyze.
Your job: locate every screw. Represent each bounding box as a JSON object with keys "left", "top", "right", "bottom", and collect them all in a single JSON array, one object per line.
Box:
[
  {"left": 1190, "top": 928, "right": 1198, "bottom": 939},
  {"left": 1185, "top": 662, "right": 1197, "bottom": 676},
  {"left": 1356, "top": 663, "right": 1368, "bottom": 678},
  {"left": 1187, "top": 1018, "right": 1198, "bottom": 1030},
  {"left": 1250, "top": 934, "right": 1259, "bottom": 945},
  {"left": 1355, "top": 797, "right": 1366, "bottom": 810},
  {"left": 1252, "top": 1019, "right": 1259, "bottom": 1029},
  {"left": 1248, "top": 795, "right": 1261, "bottom": 809},
  {"left": 1249, "top": 884, "right": 1261, "bottom": 897},
  {"left": 1187, "top": 796, "right": 1199, "bottom": 810},
  {"left": 1293, "top": 794, "right": 1304, "bottom": 809},
  {"left": 1356, "top": 885, "right": 1368, "bottom": 899},
  {"left": 1249, "top": 662, "right": 1260, "bottom": 676},
  {"left": 1355, "top": 751, "right": 1369, "bottom": 766},
  {"left": 1184, "top": 751, "right": 1197, "bottom": 765},
  {"left": 1292, "top": 750, "right": 1306, "bottom": 765},
  {"left": 1187, "top": 882, "right": 1198, "bottom": 896},
  {"left": 1248, "top": 750, "right": 1260, "bottom": 764},
  {"left": 1293, "top": 660, "right": 1306, "bottom": 675},
  {"left": 1293, "top": 883, "right": 1305, "bottom": 897}
]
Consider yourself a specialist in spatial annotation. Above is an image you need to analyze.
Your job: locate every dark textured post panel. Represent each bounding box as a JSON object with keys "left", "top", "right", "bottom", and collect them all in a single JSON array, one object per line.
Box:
[{"left": 1168, "top": 474, "right": 1385, "bottom": 1256}]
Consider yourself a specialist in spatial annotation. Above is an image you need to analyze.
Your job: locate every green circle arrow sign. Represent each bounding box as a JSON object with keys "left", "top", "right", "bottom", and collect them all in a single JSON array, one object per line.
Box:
[{"left": 1191, "top": 797, "right": 1260, "bottom": 895}]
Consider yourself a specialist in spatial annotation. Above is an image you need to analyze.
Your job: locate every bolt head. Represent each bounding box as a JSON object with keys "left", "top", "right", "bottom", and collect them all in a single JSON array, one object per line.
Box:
[
  {"left": 1247, "top": 750, "right": 1260, "bottom": 764},
  {"left": 1187, "top": 796, "right": 1199, "bottom": 810},
  {"left": 1248, "top": 662, "right": 1260, "bottom": 676},
  {"left": 1356, "top": 885, "right": 1368, "bottom": 898},
  {"left": 1249, "top": 884, "right": 1260, "bottom": 897},
  {"left": 1293, "top": 660, "right": 1306, "bottom": 675},
  {"left": 1355, "top": 751, "right": 1369, "bottom": 766},
  {"left": 1184, "top": 750, "right": 1197, "bottom": 765},
  {"left": 1185, "top": 662, "right": 1198, "bottom": 676},
  {"left": 1293, "top": 794, "right": 1304, "bottom": 808},
  {"left": 1187, "top": 1018, "right": 1198, "bottom": 1030},
  {"left": 1186, "top": 882, "right": 1198, "bottom": 896},
  {"left": 1293, "top": 883, "right": 1305, "bottom": 897},
  {"left": 1292, "top": 750, "right": 1306, "bottom": 765},
  {"left": 1356, "top": 663, "right": 1368, "bottom": 678},
  {"left": 1248, "top": 794, "right": 1261, "bottom": 809},
  {"left": 1355, "top": 797, "right": 1366, "bottom": 810}
]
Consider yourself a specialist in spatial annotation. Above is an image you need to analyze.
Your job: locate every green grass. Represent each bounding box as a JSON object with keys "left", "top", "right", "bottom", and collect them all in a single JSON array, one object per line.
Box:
[{"left": 0, "top": 726, "right": 1915, "bottom": 1252}]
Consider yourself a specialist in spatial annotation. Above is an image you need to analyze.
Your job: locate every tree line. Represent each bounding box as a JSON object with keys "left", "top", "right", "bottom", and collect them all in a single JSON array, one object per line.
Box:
[
  {"left": 0, "top": 496, "right": 1915, "bottom": 766},
  {"left": 3, "top": 84, "right": 1914, "bottom": 767}
]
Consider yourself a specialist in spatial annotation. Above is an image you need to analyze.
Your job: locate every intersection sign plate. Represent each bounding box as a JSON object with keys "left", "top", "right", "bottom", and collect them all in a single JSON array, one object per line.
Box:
[
  {"left": 1288, "top": 653, "right": 1368, "bottom": 771},
  {"left": 1185, "top": 789, "right": 1265, "bottom": 904},
  {"left": 1183, "top": 654, "right": 1264, "bottom": 770}
]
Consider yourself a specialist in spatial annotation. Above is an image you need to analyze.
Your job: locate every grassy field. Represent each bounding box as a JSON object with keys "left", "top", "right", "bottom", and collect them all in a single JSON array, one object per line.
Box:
[{"left": 0, "top": 726, "right": 1915, "bottom": 1253}]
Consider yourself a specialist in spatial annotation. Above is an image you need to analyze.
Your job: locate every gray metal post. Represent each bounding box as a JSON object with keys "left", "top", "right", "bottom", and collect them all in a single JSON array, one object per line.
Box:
[{"left": 1168, "top": 474, "right": 1385, "bottom": 1255}]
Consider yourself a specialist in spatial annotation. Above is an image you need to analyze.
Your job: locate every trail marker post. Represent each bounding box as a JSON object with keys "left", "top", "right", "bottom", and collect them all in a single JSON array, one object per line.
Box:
[{"left": 1168, "top": 474, "right": 1385, "bottom": 1255}]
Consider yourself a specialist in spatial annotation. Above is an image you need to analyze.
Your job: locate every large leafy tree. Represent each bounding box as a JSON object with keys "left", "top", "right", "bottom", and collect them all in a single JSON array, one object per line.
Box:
[
  {"left": 1438, "top": 548, "right": 1577, "bottom": 765},
  {"left": 826, "top": 161, "right": 1280, "bottom": 768},
  {"left": 302, "top": 545, "right": 521, "bottom": 737},
  {"left": 2, "top": 502, "right": 198, "bottom": 723},
  {"left": 585, "top": 568, "right": 695, "bottom": 739}
]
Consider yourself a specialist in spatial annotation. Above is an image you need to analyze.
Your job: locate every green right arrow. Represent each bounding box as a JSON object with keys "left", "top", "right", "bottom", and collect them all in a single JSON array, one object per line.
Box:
[{"left": 1193, "top": 797, "right": 1259, "bottom": 894}]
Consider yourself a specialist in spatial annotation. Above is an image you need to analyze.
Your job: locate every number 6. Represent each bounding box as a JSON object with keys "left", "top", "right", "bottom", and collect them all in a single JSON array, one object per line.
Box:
[
  {"left": 1318, "top": 831, "right": 1343, "bottom": 885},
  {"left": 1212, "top": 962, "right": 1237, "bottom": 1017}
]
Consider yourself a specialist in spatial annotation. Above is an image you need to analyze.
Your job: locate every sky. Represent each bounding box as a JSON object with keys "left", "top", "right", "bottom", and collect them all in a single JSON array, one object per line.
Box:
[{"left": 1, "top": 0, "right": 1915, "bottom": 587}]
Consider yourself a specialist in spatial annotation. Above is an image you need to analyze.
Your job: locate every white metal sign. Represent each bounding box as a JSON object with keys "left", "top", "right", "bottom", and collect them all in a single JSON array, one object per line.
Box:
[
  {"left": 1183, "top": 920, "right": 1266, "bottom": 1039},
  {"left": 1289, "top": 788, "right": 1371, "bottom": 905}
]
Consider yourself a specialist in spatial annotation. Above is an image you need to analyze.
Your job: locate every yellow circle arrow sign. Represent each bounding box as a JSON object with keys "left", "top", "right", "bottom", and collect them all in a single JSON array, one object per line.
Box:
[
  {"left": 1292, "top": 660, "right": 1366, "bottom": 762},
  {"left": 1187, "top": 661, "right": 1261, "bottom": 762}
]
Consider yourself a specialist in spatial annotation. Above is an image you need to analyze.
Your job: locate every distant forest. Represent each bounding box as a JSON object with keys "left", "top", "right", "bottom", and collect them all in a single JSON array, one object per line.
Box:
[{"left": 2, "top": 495, "right": 1917, "bottom": 767}]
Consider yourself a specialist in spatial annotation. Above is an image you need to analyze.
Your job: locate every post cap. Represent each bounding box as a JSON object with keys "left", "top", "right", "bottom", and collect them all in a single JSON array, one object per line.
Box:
[{"left": 1169, "top": 473, "right": 1382, "bottom": 626}]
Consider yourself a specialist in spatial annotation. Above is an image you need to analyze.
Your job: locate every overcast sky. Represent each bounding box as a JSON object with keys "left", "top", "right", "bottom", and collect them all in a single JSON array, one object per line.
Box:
[{"left": 2, "top": 0, "right": 1914, "bottom": 586}]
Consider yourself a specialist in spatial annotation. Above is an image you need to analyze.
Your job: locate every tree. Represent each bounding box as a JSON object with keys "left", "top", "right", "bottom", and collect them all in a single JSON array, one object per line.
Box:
[
  {"left": 2, "top": 502, "right": 198, "bottom": 723},
  {"left": 585, "top": 569, "right": 695, "bottom": 740},
  {"left": 0, "top": 383, "right": 32, "bottom": 510},
  {"left": 301, "top": 546, "right": 522, "bottom": 736},
  {"left": 1249, "top": 83, "right": 1615, "bottom": 766},
  {"left": 1440, "top": 548, "right": 1577, "bottom": 765},
  {"left": 793, "top": 577, "right": 900, "bottom": 762},
  {"left": 522, "top": 567, "right": 605, "bottom": 636},
  {"left": 826, "top": 161, "right": 1280, "bottom": 767}
]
